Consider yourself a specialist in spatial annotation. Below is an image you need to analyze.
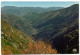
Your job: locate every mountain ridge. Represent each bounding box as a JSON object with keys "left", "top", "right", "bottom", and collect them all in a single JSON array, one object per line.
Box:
[{"left": 2, "top": 6, "right": 64, "bottom": 17}]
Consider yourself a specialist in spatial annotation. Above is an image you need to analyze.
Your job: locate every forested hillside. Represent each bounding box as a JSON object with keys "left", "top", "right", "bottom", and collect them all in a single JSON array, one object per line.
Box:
[
  {"left": 33, "top": 4, "right": 79, "bottom": 53},
  {"left": 34, "top": 4, "right": 79, "bottom": 41}
]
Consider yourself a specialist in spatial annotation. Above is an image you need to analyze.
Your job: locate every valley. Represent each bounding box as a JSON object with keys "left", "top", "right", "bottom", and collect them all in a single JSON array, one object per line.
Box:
[{"left": 1, "top": 4, "right": 79, "bottom": 54}]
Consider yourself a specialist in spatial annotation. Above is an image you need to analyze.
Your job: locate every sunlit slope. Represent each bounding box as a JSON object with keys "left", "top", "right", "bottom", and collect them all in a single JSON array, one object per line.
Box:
[{"left": 1, "top": 20, "right": 57, "bottom": 54}]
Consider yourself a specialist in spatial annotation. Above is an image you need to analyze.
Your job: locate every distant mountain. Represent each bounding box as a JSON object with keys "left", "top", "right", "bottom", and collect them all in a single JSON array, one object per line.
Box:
[
  {"left": 1, "top": 20, "right": 57, "bottom": 54},
  {"left": 1, "top": 6, "right": 63, "bottom": 17}
]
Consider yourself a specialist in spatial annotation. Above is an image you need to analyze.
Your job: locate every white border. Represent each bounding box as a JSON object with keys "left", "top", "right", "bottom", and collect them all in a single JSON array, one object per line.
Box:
[
  {"left": 0, "top": 1, "right": 1, "bottom": 55},
  {"left": 0, "top": 0, "right": 80, "bottom": 1},
  {"left": 0, "top": 0, "right": 80, "bottom": 55}
]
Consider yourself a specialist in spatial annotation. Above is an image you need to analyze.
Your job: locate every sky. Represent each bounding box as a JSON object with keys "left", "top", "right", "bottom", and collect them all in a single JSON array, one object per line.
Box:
[{"left": 1, "top": 1, "right": 79, "bottom": 8}]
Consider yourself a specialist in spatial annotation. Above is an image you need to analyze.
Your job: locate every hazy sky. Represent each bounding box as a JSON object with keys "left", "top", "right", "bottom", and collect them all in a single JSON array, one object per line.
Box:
[{"left": 1, "top": 1, "right": 79, "bottom": 7}]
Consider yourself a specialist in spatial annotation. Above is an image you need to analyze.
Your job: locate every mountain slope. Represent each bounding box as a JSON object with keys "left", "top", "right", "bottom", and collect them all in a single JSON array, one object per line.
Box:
[
  {"left": 1, "top": 14, "right": 37, "bottom": 35},
  {"left": 1, "top": 20, "right": 57, "bottom": 54},
  {"left": 51, "top": 25, "right": 79, "bottom": 53},
  {"left": 33, "top": 4, "right": 79, "bottom": 53},
  {"left": 34, "top": 4, "right": 79, "bottom": 40},
  {"left": 23, "top": 4, "right": 78, "bottom": 29}
]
